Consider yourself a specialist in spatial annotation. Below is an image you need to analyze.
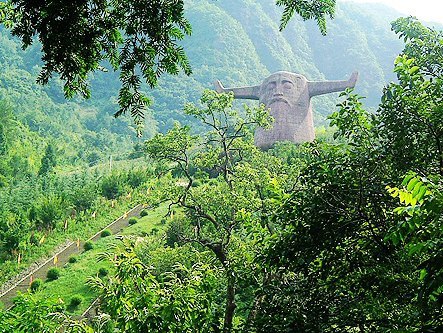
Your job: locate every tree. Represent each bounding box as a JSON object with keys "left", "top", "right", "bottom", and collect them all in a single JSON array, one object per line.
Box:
[
  {"left": 38, "top": 143, "right": 57, "bottom": 176},
  {"left": 89, "top": 238, "right": 219, "bottom": 333},
  {"left": 380, "top": 17, "right": 443, "bottom": 177},
  {"left": 251, "top": 18, "right": 443, "bottom": 332},
  {"left": 144, "top": 90, "right": 280, "bottom": 332},
  {"left": 0, "top": 292, "right": 95, "bottom": 333},
  {"left": 0, "top": 0, "right": 336, "bottom": 121}
]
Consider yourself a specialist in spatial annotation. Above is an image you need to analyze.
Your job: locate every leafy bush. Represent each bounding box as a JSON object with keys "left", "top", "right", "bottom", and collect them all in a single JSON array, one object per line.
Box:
[
  {"left": 160, "top": 218, "right": 167, "bottom": 225},
  {"left": 128, "top": 217, "right": 138, "bottom": 225},
  {"left": 32, "top": 195, "right": 65, "bottom": 230},
  {"left": 100, "top": 173, "right": 126, "bottom": 200},
  {"left": 30, "top": 278, "right": 43, "bottom": 292},
  {"left": 101, "top": 229, "right": 112, "bottom": 237},
  {"left": 83, "top": 241, "right": 94, "bottom": 251},
  {"left": 98, "top": 267, "right": 109, "bottom": 277},
  {"left": 69, "top": 295, "right": 83, "bottom": 307},
  {"left": 68, "top": 256, "right": 77, "bottom": 263},
  {"left": 46, "top": 267, "right": 61, "bottom": 281},
  {"left": 126, "top": 168, "right": 150, "bottom": 188},
  {"left": 70, "top": 184, "right": 98, "bottom": 212},
  {"left": 139, "top": 209, "right": 149, "bottom": 217}
]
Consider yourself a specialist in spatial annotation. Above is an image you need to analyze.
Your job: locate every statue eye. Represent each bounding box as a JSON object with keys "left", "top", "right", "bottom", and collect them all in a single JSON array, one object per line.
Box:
[
  {"left": 283, "top": 81, "right": 294, "bottom": 89},
  {"left": 267, "top": 82, "right": 276, "bottom": 90}
]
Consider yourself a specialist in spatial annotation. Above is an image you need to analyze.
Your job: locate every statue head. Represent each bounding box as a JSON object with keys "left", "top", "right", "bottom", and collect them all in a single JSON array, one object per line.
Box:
[{"left": 259, "top": 71, "right": 308, "bottom": 109}]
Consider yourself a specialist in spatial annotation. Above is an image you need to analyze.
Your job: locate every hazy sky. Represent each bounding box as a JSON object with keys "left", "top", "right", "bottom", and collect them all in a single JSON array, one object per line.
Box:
[{"left": 340, "top": 0, "right": 443, "bottom": 24}]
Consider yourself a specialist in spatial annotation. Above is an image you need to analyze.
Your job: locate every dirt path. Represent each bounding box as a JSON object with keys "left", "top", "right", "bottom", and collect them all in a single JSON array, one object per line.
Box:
[{"left": 0, "top": 204, "right": 143, "bottom": 309}]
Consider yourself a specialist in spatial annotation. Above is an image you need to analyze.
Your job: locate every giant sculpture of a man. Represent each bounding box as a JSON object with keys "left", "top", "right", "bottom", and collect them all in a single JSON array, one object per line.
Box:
[{"left": 215, "top": 71, "right": 358, "bottom": 149}]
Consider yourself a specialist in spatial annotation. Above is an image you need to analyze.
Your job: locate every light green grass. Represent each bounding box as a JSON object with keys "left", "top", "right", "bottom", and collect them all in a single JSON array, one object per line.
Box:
[{"left": 33, "top": 204, "right": 169, "bottom": 315}]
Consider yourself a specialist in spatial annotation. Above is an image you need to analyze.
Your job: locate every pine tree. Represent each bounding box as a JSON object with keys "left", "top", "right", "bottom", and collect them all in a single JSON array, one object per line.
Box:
[{"left": 38, "top": 143, "right": 56, "bottom": 176}]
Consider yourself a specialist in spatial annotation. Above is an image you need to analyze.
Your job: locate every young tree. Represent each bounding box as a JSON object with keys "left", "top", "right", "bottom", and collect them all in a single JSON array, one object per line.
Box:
[
  {"left": 144, "top": 90, "right": 278, "bottom": 332},
  {"left": 38, "top": 143, "right": 57, "bottom": 176}
]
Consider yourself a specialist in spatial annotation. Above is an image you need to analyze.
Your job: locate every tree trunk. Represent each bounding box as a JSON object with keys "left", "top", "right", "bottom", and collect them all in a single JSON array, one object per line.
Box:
[{"left": 223, "top": 274, "right": 236, "bottom": 333}]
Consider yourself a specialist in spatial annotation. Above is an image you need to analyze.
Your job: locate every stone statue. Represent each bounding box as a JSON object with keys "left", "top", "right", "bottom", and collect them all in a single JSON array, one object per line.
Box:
[{"left": 215, "top": 71, "right": 358, "bottom": 149}]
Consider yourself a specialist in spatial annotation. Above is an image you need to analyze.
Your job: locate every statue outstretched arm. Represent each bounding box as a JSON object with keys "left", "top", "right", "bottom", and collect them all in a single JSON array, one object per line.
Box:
[
  {"left": 214, "top": 80, "right": 260, "bottom": 100},
  {"left": 308, "top": 72, "right": 358, "bottom": 97}
]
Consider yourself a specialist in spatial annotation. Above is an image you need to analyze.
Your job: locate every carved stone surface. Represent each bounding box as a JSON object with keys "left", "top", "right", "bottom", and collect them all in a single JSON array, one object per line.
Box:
[{"left": 215, "top": 71, "right": 358, "bottom": 149}]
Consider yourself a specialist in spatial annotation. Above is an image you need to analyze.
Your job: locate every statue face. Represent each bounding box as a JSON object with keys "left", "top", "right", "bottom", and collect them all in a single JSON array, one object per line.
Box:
[{"left": 260, "top": 72, "right": 306, "bottom": 107}]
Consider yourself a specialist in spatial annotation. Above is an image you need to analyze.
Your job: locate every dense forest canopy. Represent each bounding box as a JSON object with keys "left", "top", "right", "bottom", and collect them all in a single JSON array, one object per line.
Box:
[{"left": 0, "top": 1, "right": 442, "bottom": 333}]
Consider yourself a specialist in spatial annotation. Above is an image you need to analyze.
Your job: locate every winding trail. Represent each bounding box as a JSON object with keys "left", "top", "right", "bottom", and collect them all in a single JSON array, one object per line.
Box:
[{"left": 0, "top": 204, "right": 143, "bottom": 309}]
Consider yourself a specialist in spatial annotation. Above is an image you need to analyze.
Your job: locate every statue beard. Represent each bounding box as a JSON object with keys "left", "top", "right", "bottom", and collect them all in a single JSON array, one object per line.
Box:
[{"left": 266, "top": 100, "right": 307, "bottom": 127}]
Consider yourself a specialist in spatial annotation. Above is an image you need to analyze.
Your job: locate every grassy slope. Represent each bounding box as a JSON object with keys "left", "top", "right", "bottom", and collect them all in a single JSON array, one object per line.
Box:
[
  {"left": 0, "top": 198, "right": 135, "bottom": 286},
  {"left": 33, "top": 204, "right": 169, "bottom": 316}
]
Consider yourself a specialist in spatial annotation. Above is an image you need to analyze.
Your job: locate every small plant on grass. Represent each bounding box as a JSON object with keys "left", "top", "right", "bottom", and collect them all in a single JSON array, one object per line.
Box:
[
  {"left": 30, "top": 278, "right": 43, "bottom": 292},
  {"left": 46, "top": 267, "right": 61, "bottom": 281},
  {"left": 150, "top": 227, "right": 159, "bottom": 235},
  {"left": 128, "top": 217, "right": 138, "bottom": 225},
  {"left": 69, "top": 295, "right": 83, "bottom": 308},
  {"left": 68, "top": 256, "right": 77, "bottom": 264},
  {"left": 140, "top": 209, "right": 149, "bottom": 217},
  {"left": 101, "top": 229, "right": 112, "bottom": 237},
  {"left": 160, "top": 218, "right": 167, "bottom": 225},
  {"left": 98, "top": 267, "right": 109, "bottom": 277},
  {"left": 84, "top": 241, "right": 94, "bottom": 251}
]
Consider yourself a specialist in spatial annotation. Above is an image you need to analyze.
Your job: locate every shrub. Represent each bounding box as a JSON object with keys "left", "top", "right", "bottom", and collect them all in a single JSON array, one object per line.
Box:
[
  {"left": 128, "top": 217, "right": 138, "bottom": 225},
  {"left": 139, "top": 209, "right": 149, "bottom": 217},
  {"left": 68, "top": 256, "right": 77, "bottom": 264},
  {"left": 33, "top": 195, "right": 65, "bottom": 230},
  {"left": 101, "top": 229, "right": 112, "bottom": 237},
  {"left": 83, "top": 241, "right": 94, "bottom": 251},
  {"left": 69, "top": 295, "right": 83, "bottom": 307},
  {"left": 160, "top": 218, "right": 167, "bottom": 225},
  {"left": 101, "top": 173, "right": 126, "bottom": 199},
  {"left": 30, "top": 279, "right": 43, "bottom": 292},
  {"left": 46, "top": 267, "right": 61, "bottom": 281},
  {"left": 150, "top": 227, "right": 159, "bottom": 235},
  {"left": 98, "top": 267, "right": 109, "bottom": 277}
]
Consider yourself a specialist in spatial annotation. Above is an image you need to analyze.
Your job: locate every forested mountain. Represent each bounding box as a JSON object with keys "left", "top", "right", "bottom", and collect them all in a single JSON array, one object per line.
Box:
[
  {"left": 147, "top": 0, "right": 406, "bottom": 130},
  {"left": 75, "top": 0, "right": 407, "bottom": 131},
  {"left": 0, "top": 0, "right": 407, "bottom": 160}
]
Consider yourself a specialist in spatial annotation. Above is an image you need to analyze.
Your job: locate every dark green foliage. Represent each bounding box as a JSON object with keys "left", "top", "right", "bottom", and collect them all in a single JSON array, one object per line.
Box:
[
  {"left": 100, "top": 173, "right": 126, "bottom": 200},
  {"left": 83, "top": 241, "right": 94, "bottom": 251},
  {"left": 101, "top": 229, "right": 112, "bottom": 238},
  {"left": 69, "top": 295, "right": 83, "bottom": 308},
  {"left": 0, "top": 123, "right": 7, "bottom": 155},
  {"left": 0, "top": 0, "right": 192, "bottom": 121},
  {"left": 31, "top": 195, "right": 65, "bottom": 230},
  {"left": 30, "top": 279, "right": 43, "bottom": 293},
  {"left": 98, "top": 267, "right": 109, "bottom": 277},
  {"left": 38, "top": 143, "right": 57, "bottom": 176},
  {"left": 277, "top": 0, "right": 335, "bottom": 33},
  {"left": 68, "top": 256, "right": 77, "bottom": 264},
  {"left": 46, "top": 267, "right": 61, "bottom": 281},
  {"left": 139, "top": 209, "right": 149, "bottom": 217},
  {"left": 125, "top": 169, "right": 150, "bottom": 189},
  {"left": 128, "top": 217, "right": 138, "bottom": 225},
  {"left": 69, "top": 183, "right": 98, "bottom": 212},
  {"left": 0, "top": 215, "right": 29, "bottom": 255},
  {"left": 0, "top": 294, "right": 66, "bottom": 332}
]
